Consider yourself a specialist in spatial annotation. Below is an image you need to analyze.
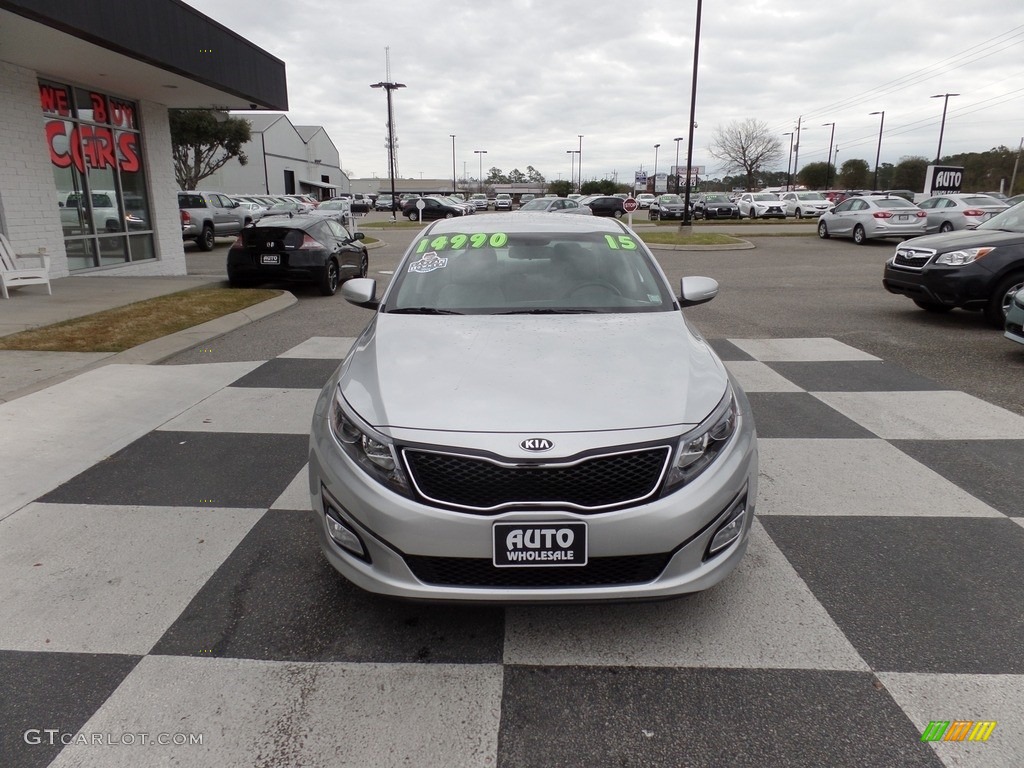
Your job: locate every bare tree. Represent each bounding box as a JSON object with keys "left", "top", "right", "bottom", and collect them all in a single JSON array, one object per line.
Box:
[{"left": 708, "top": 119, "right": 783, "bottom": 191}]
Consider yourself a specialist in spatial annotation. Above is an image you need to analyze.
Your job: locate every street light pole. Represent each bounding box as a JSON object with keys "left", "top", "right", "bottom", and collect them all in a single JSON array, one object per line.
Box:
[
  {"left": 578, "top": 135, "right": 584, "bottom": 192},
  {"left": 673, "top": 137, "right": 684, "bottom": 193},
  {"left": 450, "top": 134, "right": 457, "bottom": 195},
  {"left": 566, "top": 150, "right": 578, "bottom": 190},
  {"left": 822, "top": 122, "right": 836, "bottom": 189},
  {"left": 931, "top": 93, "right": 959, "bottom": 164},
  {"left": 783, "top": 132, "right": 794, "bottom": 190},
  {"left": 370, "top": 80, "right": 406, "bottom": 221},
  {"left": 474, "top": 150, "right": 487, "bottom": 193},
  {"left": 869, "top": 110, "right": 885, "bottom": 190},
  {"left": 681, "top": 0, "right": 702, "bottom": 228},
  {"left": 653, "top": 144, "right": 660, "bottom": 192}
]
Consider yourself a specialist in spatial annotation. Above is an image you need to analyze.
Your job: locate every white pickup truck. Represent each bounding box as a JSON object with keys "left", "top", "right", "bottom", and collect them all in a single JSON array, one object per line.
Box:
[{"left": 59, "top": 190, "right": 146, "bottom": 234}]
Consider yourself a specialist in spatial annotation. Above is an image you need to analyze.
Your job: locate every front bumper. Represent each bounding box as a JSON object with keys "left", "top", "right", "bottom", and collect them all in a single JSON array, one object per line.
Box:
[
  {"left": 1005, "top": 294, "right": 1024, "bottom": 344},
  {"left": 308, "top": 379, "right": 758, "bottom": 602},
  {"left": 882, "top": 260, "right": 994, "bottom": 310}
]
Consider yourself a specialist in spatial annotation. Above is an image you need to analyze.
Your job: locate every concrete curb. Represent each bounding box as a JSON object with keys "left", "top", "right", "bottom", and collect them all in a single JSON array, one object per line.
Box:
[
  {"left": 646, "top": 240, "right": 756, "bottom": 251},
  {"left": 0, "top": 291, "right": 297, "bottom": 403}
]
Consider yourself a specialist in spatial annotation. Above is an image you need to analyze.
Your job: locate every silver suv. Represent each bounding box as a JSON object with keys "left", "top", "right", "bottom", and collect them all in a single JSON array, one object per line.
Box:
[{"left": 178, "top": 191, "right": 251, "bottom": 251}]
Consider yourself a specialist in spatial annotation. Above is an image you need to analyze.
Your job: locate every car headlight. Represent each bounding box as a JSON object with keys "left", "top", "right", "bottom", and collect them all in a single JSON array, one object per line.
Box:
[
  {"left": 329, "top": 391, "right": 411, "bottom": 496},
  {"left": 663, "top": 387, "right": 739, "bottom": 492},
  {"left": 935, "top": 247, "right": 994, "bottom": 266}
]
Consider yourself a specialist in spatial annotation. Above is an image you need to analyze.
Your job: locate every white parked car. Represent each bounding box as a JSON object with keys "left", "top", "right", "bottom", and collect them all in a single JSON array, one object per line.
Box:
[
  {"left": 736, "top": 193, "right": 786, "bottom": 219},
  {"left": 636, "top": 193, "right": 657, "bottom": 209},
  {"left": 779, "top": 191, "right": 831, "bottom": 219}
]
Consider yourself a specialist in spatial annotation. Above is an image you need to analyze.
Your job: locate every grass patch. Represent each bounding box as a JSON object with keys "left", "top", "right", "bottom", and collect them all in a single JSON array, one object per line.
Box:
[
  {"left": 359, "top": 220, "right": 426, "bottom": 230},
  {"left": 639, "top": 232, "right": 747, "bottom": 246},
  {"left": 0, "top": 286, "right": 280, "bottom": 353}
]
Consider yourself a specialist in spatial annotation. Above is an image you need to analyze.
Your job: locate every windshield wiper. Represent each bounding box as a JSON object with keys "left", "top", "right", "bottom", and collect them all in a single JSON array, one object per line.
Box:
[
  {"left": 387, "top": 307, "right": 465, "bottom": 315},
  {"left": 495, "top": 308, "right": 601, "bottom": 314}
]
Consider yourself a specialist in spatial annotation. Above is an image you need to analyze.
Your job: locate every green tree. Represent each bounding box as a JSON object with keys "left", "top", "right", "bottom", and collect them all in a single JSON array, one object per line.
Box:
[
  {"left": 708, "top": 119, "right": 784, "bottom": 192},
  {"left": 526, "top": 166, "right": 546, "bottom": 183},
  {"left": 891, "top": 156, "right": 929, "bottom": 192},
  {"left": 485, "top": 167, "right": 509, "bottom": 184},
  {"left": 546, "top": 179, "right": 573, "bottom": 197},
  {"left": 580, "top": 179, "right": 618, "bottom": 195},
  {"left": 838, "top": 158, "right": 870, "bottom": 189},
  {"left": 169, "top": 110, "right": 252, "bottom": 190},
  {"left": 508, "top": 168, "right": 527, "bottom": 183},
  {"left": 796, "top": 162, "right": 834, "bottom": 190}
]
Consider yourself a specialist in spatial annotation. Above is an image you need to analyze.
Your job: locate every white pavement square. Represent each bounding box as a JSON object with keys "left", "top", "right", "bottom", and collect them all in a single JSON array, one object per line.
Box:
[
  {"left": 0, "top": 503, "right": 263, "bottom": 655},
  {"left": 158, "top": 387, "right": 321, "bottom": 434},
  {"left": 271, "top": 464, "right": 312, "bottom": 510},
  {"left": 728, "top": 337, "right": 881, "bottom": 362},
  {"left": 724, "top": 360, "right": 804, "bottom": 392},
  {"left": 276, "top": 336, "right": 356, "bottom": 359}
]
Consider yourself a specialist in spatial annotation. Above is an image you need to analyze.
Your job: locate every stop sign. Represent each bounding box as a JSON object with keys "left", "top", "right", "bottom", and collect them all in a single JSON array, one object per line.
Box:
[{"left": 623, "top": 197, "right": 639, "bottom": 213}]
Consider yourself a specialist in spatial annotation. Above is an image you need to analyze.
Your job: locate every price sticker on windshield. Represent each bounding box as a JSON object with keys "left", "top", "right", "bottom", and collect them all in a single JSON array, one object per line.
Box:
[{"left": 415, "top": 232, "right": 508, "bottom": 253}]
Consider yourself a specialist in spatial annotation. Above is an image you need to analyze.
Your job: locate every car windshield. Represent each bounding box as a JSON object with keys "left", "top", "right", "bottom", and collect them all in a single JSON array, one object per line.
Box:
[
  {"left": 704, "top": 194, "right": 729, "bottom": 202},
  {"left": 659, "top": 195, "right": 683, "bottom": 204},
  {"left": 977, "top": 203, "right": 1024, "bottom": 233},
  {"left": 963, "top": 196, "right": 1005, "bottom": 206},
  {"left": 874, "top": 198, "right": 916, "bottom": 209},
  {"left": 318, "top": 200, "right": 347, "bottom": 210},
  {"left": 797, "top": 192, "right": 825, "bottom": 200},
  {"left": 385, "top": 228, "right": 675, "bottom": 315},
  {"left": 752, "top": 193, "right": 779, "bottom": 201},
  {"left": 519, "top": 199, "right": 550, "bottom": 211}
]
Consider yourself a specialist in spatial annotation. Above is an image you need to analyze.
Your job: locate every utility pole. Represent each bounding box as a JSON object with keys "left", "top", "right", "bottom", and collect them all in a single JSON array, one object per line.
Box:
[
  {"left": 1010, "top": 137, "right": 1024, "bottom": 196},
  {"left": 792, "top": 115, "right": 802, "bottom": 189}
]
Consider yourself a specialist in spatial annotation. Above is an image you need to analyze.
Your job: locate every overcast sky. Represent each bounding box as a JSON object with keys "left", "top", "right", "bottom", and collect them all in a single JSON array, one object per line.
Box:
[{"left": 186, "top": 0, "right": 1024, "bottom": 185}]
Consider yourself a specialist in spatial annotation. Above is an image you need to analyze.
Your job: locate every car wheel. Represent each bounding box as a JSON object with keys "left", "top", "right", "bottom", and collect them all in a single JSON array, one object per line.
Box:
[
  {"left": 243, "top": 217, "right": 253, "bottom": 227},
  {"left": 913, "top": 299, "right": 952, "bottom": 313},
  {"left": 319, "top": 259, "right": 340, "bottom": 296},
  {"left": 650, "top": 211, "right": 658, "bottom": 221},
  {"left": 986, "top": 271, "right": 1024, "bottom": 327},
  {"left": 613, "top": 209, "right": 623, "bottom": 219},
  {"left": 358, "top": 252, "right": 368, "bottom": 279},
  {"left": 405, "top": 211, "right": 417, "bottom": 220},
  {"left": 197, "top": 225, "right": 215, "bottom": 251},
  {"left": 817, "top": 220, "right": 829, "bottom": 239},
  {"left": 940, "top": 221, "right": 954, "bottom": 233},
  {"left": 852, "top": 224, "right": 867, "bottom": 245},
  {"left": 444, "top": 212, "right": 455, "bottom": 218},
  {"left": 748, "top": 209, "right": 757, "bottom": 220},
  {"left": 796, "top": 208, "right": 804, "bottom": 219}
]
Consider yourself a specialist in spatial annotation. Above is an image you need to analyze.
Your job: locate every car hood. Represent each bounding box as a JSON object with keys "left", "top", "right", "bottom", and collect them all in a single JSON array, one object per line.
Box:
[
  {"left": 340, "top": 313, "right": 728, "bottom": 433},
  {"left": 898, "top": 228, "right": 1024, "bottom": 250}
]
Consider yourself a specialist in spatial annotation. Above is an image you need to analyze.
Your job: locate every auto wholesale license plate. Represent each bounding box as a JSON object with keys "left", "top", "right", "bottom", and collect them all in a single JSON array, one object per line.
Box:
[
  {"left": 493, "top": 521, "right": 587, "bottom": 567},
  {"left": 261, "top": 254, "right": 280, "bottom": 264}
]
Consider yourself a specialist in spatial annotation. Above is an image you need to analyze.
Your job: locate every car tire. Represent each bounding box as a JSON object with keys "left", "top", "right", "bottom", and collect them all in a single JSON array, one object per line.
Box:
[
  {"left": 444, "top": 212, "right": 455, "bottom": 219},
  {"left": 243, "top": 217, "right": 253, "bottom": 227},
  {"left": 650, "top": 211, "right": 658, "bottom": 221},
  {"left": 358, "top": 252, "right": 368, "bottom": 279},
  {"left": 613, "top": 209, "right": 623, "bottom": 219},
  {"left": 197, "top": 225, "right": 215, "bottom": 251},
  {"left": 796, "top": 208, "right": 804, "bottom": 219},
  {"left": 852, "top": 224, "right": 867, "bottom": 245},
  {"left": 986, "top": 271, "right": 1024, "bottom": 327},
  {"left": 405, "top": 211, "right": 417, "bottom": 221},
  {"left": 748, "top": 209, "right": 757, "bottom": 220},
  {"left": 913, "top": 299, "right": 952, "bottom": 313},
  {"left": 817, "top": 220, "right": 829, "bottom": 239},
  {"left": 319, "top": 259, "right": 340, "bottom": 296},
  {"left": 940, "top": 221, "right": 954, "bottom": 233}
]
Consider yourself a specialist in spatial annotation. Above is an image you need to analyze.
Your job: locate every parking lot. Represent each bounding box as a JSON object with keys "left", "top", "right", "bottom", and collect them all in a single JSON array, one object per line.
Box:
[{"left": 3, "top": 227, "right": 1022, "bottom": 767}]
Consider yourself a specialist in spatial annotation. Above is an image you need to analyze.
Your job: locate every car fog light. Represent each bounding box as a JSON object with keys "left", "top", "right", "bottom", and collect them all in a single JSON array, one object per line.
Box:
[
  {"left": 709, "top": 506, "right": 746, "bottom": 556},
  {"left": 324, "top": 510, "right": 368, "bottom": 560}
]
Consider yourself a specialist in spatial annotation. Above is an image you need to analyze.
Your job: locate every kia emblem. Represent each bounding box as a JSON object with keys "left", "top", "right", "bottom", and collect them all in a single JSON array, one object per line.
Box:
[{"left": 520, "top": 438, "right": 553, "bottom": 452}]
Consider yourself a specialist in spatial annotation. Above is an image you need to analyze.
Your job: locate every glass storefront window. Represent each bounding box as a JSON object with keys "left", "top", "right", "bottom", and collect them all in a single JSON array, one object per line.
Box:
[{"left": 40, "top": 81, "right": 154, "bottom": 270}]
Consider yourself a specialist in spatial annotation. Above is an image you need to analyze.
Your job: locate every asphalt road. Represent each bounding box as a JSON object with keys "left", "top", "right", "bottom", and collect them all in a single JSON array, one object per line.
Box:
[{"left": 176, "top": 222, "right": 1023, "bottom": 417}]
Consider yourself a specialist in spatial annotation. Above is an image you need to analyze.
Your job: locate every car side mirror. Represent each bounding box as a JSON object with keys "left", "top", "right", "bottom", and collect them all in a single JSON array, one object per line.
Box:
[
  {"left": 351, "top": 232, "right": 365, "bottom": 241},
  {"left": 341, "top": 278, "right": 378, "bottom": 309},
  {"left": 678, "top": 276, "right": 719, "bottom": 307}
]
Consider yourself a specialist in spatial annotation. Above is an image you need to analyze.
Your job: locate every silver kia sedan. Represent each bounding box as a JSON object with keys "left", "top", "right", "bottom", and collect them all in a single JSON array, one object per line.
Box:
[{"left": 308, "top": 213, "right": 757, "bottom": 602}]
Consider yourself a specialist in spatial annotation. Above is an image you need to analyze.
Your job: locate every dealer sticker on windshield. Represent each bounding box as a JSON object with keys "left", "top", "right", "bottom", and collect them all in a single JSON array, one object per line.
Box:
[
  {"left": 493, "top": 522, "right": 588, "bottom": 567},
  {"left": 408, "top": 251, "right": 448, "bottom": 273}
]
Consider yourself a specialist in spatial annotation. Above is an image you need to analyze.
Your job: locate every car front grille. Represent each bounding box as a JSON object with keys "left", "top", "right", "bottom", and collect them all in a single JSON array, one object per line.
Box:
[
  {"left": 892, "top": 246, "right": 936, "bottom": 271},
  {"left": 404, "top": 552, "right": 672, "bottom": 588},
  {"left": 402, "top": 446, "right": 671, "bottom": 513}
]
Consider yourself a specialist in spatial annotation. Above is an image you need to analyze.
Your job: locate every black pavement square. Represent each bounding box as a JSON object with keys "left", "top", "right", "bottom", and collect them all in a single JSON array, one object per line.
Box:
[
  {"left": 707, "top": 339, "right": 755, "bottom": 361},
  {"left": 766, "top": 361, "right": 945, "bottom": 392},
  {"left": 152, "top": 510, "right": 506, "bottom": 664},
  {"left": 229, "top": 358, "right": 341, "bottom": 389},
  {"left": 892, "top": 439, "right": 1024, "bottom": 517},
  {"left": 498, "top": 667, "right": 942, "bottom": 768},
  {"left": 746, "top": 392, "right": 876, "bottom": 438},
  {"left": 761, "top": 516, "right": 1024, "bottom": 674},
  {"left": 0, "top": 651, "right": 140, "bottom": 768},
  {"left": 40, "top": 432, "right": 309, "bottom": 508}
]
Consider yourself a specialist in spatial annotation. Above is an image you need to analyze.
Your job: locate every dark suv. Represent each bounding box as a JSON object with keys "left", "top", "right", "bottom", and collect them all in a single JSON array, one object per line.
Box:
[
  {"left": 579, "top": 195, "right": 626, "bottom": 218},
  {"left": 882, "top": 203, "right": 1024, "bottom": 327}
]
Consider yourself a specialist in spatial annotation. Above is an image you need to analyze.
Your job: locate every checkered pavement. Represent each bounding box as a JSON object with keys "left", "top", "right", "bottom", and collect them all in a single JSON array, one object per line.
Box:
[{"left": 1, "top": 336, "right": 1021, "bottom": 768}]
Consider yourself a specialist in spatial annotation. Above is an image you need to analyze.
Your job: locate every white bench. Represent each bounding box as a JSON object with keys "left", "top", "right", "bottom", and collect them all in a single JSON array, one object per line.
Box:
[{"left": 0, "top": 234, "right": 52, "bottom": 299}]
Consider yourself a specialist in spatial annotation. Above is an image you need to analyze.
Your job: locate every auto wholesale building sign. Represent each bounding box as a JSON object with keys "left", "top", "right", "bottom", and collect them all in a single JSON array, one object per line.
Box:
[{"left": 924, "top": 165, "right": 964, "bottom": 195}]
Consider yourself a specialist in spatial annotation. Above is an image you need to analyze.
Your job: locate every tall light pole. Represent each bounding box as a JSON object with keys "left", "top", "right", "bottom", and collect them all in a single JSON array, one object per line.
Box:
[
  {"left": 370, "top": 80, "right": 406, "bottom": 220},
  {"left": 931, "top": 93, "right": 959, "bottom": 164},
  {"left": 681, "top": 0, "right": 702, "bottom": 228},
  {"left": 822, "top": 122, "right": 836, "bottom": 190},
  {"left": 653, "top": 144, "right": 661, "bottom": 192},
  {"left": 474, "top": 150, "right": 487, "bottom": 193},
  {"left": 1010, "top": 136, "right": 1024, "bottom": 196},
  {"left": 577, "top": 135, "right": 584, "bottom": 192},
  {"left": 673, "top": 137, "right": 684, "bottom": 193},
  {"left": 870, "top": 110, "right": 885, "bottom": 190},
  {"left": 783, "top": 132, "right": 794, "bottom": 190},
  {"left": 566, "top": 150, "right": 579, "bottom": 190},
  {"left": 450, "top": 134, "right": 457, "bottom": 195}
]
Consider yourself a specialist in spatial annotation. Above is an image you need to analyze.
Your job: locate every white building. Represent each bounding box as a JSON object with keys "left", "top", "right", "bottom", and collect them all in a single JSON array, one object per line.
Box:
[
  {"left": 202, "top": 114, "right": 349, "bottom": 200},
  {"left": 0, "top": 0, "right": 287, "bottom": 278}
]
